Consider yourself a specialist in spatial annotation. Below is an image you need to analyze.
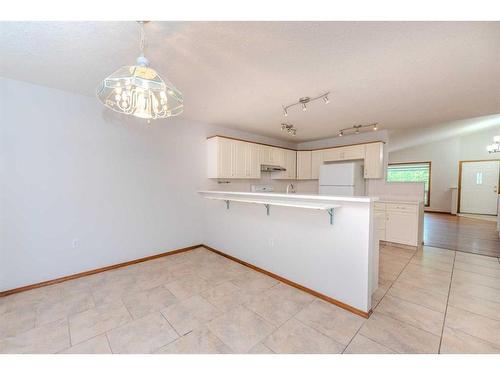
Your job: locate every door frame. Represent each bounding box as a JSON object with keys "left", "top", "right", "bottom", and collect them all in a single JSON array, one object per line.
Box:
[{"left": 457, "top": 159, "right": 500, "bottom": 214}]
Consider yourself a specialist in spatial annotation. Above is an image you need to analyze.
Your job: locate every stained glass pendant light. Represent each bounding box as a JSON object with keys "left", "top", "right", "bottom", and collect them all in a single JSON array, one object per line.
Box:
[{"left": 96, "top": 21, "right": 183, "bottom": 121}]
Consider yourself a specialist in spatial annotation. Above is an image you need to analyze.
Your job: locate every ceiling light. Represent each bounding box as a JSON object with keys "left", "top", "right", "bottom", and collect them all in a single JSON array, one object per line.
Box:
[
  {"left": 282, "top": 92, "right": 329, "bottom": 116},
  {"left": 338, "top": 123, "right": 380, "bottom": 137},
  {"left": 281, "top": 123, "right": 297, "bottom": 136},
  {"left": 96, "top": 21, "right": 183, "bottom": 122}
]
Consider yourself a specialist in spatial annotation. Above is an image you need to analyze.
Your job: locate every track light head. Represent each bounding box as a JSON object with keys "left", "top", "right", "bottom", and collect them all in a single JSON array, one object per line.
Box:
[
  {"left": 302, "top": 103, "right": 307, "bottom": 111},
  {"left": 373, "top": 123, "right": 378, "bottom": 131},
  {"left": 283, "top": 108, "right": 288, "bottom": 117},
  {"left": 339, "top": 131, "right": 343, "bottom": 137},
  {"left": 323, "top": 96, "right": 329, "bottom": 104}
]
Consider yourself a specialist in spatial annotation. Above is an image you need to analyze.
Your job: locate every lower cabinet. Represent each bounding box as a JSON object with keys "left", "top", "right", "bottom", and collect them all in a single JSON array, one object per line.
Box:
[{"left": 374, "top": 202, "right": 423, "bottom": 247}]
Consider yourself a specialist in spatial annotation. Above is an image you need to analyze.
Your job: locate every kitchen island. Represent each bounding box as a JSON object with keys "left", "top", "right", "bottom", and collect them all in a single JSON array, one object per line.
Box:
[{"left": 199, "top": 191, "right": 379, "bottom": 317}]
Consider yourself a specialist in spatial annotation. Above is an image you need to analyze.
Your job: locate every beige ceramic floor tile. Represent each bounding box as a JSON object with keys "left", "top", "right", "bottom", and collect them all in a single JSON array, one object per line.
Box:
[
  {"left": 343, "top": 334, "right": 396, "bottom": 354},
  {"left": 376, "top": 295, "right": 445, "bottom": 335},
  {"left": 161, "top": 295, "right": 220, "bottom": 336},
  {"left": 440, "top": 326, "right": 500, "bottom": 354},
  {"left": 244, "top": 283, "right": 314, "bottom": 326},
  {"left": 359, "top": 312, "right": 440, "bottom": 353},
  {"left": 91, "top": 276, "right": 141, "bottom": 306},
  {"left": 388, "top": 279, "right": 448, "bottom": 313},
  {"left": 379, "top": 245, "right": 416, "bottom": 260},
  {"left": 444, "top": 305, "right": 500, "bottom": 347},
  {"left": 207, "top": 305, "right": 275, "bottom": 353},
  {"left": 230, "top": 270, "right": 279, "bottom": 292},
  {"left": 455, "top": 252, "right": 500, "bottom": 269},
  {"left": 134, "top": 268, "right": 175, "bottom": 291},
  {"left": 264, "top": 318, "right": 344, "bottom": 354},
  {"left": 397, "top": 270, "right": 450, "bottom": 296},
  {"left": 451, "top": 280, "right": 500, "bottom": 304},
  {"left": 247, "top": 342, "right": 275, "bottom": 354},
  {"left": 409, "top": 256, "right": 454, "bottom": 273},
  {"left": 448, "top": 290, "right": 500, "bottom": 321},
  {"left": 371, "top": 278, "right": 392, "bottom": 308},
  {"left": 420, "top": 246, "right": 455, "bottom": 258},
  {"left": 121, "top": 285, "right": 178, "bottom": 319},
  {"left": 155, "top": 327, "right": 232, "bottom": 354},
  {"left": 379, "top": 257, "right": 408, "bottom": 279},
  {"left": 452, "top": 269, "right": 500, "bottom": 290},
  {"left": 454, "top": 261, "right": 500, "bottom": 279},
  {"left": 0, "top": 318, "right": 70, "bottom": 354},
  {"left": 68, "top": 301, "right": 132, "bottom": 345},
  {"left": 0, "top": 308, "right": 36, "bottom": 340},
  {"left": 295, "top": 299, "right": 364, "bottom": 345},
  {"left": 201, "top": 281, "right": 257, "bottom": 312},
  {"left": 59, "top": 334, "right": 111, "bottom": 354},
  {"left": 36, "top": 292, "right": 95, "bottom": 326},
  {"left": 165, "top": 275, "right": 213, "bottom": 300},
  {"left": 107, "top": 312, "right": 178, "bottom": 354}
]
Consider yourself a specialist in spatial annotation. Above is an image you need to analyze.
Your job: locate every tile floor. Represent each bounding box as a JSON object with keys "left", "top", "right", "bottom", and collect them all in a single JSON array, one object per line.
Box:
[{"left": 1, "top": 245, "right": 499, "bottom": 354}]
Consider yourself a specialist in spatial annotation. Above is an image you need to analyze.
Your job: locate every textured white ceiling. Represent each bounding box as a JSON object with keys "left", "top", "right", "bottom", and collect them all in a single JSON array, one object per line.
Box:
[{"left": 1, "top": 21, "right": 500, "bottom": 141}]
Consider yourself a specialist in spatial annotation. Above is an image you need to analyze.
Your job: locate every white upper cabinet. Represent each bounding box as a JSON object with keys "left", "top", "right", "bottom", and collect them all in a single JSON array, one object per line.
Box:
[
  {"left": 245, "top": 142, "right": 261, "bottom": 179},
  {"left": 296, "top": 151, "right": 312, "bottom": 180},
  {"left": 311, "top": 150, "right": 324, "bottom": 179},
  {"left": 274, "top": 149, "right": 296, "bottom": 180},
  {"left": 207, "top": 136, "right": 384, "bottom": 180},
  {"left": 363, "top": 142, "right": 384, "bottom": 179}
]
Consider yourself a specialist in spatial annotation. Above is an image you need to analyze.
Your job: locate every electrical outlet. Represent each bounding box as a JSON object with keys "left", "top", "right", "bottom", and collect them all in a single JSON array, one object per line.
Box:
[
  {"left": 72, "top": 238, "right": 79, "bottom": 249},
  {"left": 268, "top": 238, "right": 274, "bottom": 247}
]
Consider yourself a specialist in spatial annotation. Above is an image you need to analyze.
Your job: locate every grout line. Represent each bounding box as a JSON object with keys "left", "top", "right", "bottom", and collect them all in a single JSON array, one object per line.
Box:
[
  {"left": 437, "top": 250, "right": 456, "bottom": 354},
  {"left": 105, "top": 332, "right": 114, "bottom": 354}
]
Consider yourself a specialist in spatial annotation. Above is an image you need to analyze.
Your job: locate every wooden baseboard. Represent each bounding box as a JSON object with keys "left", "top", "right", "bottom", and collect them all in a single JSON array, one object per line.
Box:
[
  {"left": 424, "top": 210, "right": 453, "bottom": 215},
  {"left": 202, "top": 245, "right": 371, "bottom": 319},
  {"left": 0, "top": 244, "right": 202, "bottom": 297},
  {"left": 380, "top": 240, "right": 418, "bottom": 251}
]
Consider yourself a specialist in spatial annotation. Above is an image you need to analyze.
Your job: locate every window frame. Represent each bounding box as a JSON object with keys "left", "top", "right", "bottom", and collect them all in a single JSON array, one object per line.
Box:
[{"left": 387, "top": 161, "right": 432, "bottom": 207}]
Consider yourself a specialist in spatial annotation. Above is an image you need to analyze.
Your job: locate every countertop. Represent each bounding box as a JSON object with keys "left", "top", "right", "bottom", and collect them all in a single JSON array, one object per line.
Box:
[{"left": 198, "top": 190, "right": 377, "bottom": 203}]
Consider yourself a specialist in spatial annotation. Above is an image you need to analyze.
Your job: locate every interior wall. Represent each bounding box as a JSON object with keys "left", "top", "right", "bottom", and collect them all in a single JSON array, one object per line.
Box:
[
  {"left": 0, "top": 78, "right": 292, "bottom": 291},
  {"left": 389, "top": 125, "right": 500, "bottom": 213}
]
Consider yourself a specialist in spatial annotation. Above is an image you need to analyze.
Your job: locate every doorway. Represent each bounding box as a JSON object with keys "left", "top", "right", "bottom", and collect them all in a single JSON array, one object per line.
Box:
[{"left": 458, "top": 160, "right": 500, "bottom": 215}]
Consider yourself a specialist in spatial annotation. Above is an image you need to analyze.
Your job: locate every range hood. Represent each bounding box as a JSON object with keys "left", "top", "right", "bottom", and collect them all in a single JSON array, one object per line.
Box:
[{"left": 261, "top": 164, "right": 286, "bottom": 172}]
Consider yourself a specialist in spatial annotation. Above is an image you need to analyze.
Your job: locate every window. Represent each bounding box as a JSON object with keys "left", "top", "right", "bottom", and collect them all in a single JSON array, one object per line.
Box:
[{"left": 387, "top": 162, "right": 431, "bottom": 206}]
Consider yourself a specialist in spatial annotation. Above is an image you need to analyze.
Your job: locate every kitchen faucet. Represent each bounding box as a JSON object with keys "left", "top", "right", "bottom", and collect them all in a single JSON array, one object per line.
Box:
[{"left": 286, "top": 183, "right": 295, "bottom": 194}]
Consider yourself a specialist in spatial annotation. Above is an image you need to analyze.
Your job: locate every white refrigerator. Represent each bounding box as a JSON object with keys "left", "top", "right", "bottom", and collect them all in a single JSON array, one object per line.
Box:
[{"left": 319, "top": 161, "right": 365, "bottom": 196}]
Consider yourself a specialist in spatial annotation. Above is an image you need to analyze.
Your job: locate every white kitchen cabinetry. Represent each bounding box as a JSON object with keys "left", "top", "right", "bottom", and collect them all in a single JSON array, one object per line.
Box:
[
  {"left": 375, "top": 201, "right": 423, "bottom": 247},
  {"left": 207, "top": 136, "right": 261, "bottom": 179},
  {"left": 260, "top": 145, "right": 285, "bottom": 167},
  {"left": 245, "top": 142, "right": 261, "bottom": 178},
  {"left": 311, "top": 150, "right": 323, "bottom": 179},
  {"left": 296, "top": 151, "right": 312, "bottom": 180},
  {"left": 274, "top": 149, "right": 296, "bottom": 180},
  {"left": 364, "top": 142, "right": 384, "bottom": 179}
]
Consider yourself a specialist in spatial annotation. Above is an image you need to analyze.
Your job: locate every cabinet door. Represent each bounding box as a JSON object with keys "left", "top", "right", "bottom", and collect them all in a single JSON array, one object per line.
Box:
[
  {"left": 270, "top": 147, "right": 285, "bottom": 167},
  {"left": 296, "top": 151, "right": 312, "bottom": 179},
  {"left": 311, "top": 150, "right": 323, "bottom": 179},
  {"left": 217, "top": 137, "right": 233, "bottom": 178},
  {"left": 286, "top": 150, "right": 296, "bottom": 179},
  {"left": 246, "top": 142, "right": 261, "bottom": 179},
  {"left": 386, "top": 211, "right": 418, "bottom": 246},
  {"left": 260, "top": 145, "right": 272, "bottom": 165},
  {"left": 364, "top": 142, "right": 384, "bottom": 179},
  {"left": 231, "top": 140, "right": 247, "bottom": 178},
  {"left": 322, "top": 148, "right": 341, "bottom": 162},
  {"left": 341, "top": 145, "right": 365, "bottom": 160}
]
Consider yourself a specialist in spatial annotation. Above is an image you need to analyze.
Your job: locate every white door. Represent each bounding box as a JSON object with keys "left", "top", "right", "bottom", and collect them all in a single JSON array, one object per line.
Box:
[{"left": 460, "top": 160, "right": 500, "bottom": 215}]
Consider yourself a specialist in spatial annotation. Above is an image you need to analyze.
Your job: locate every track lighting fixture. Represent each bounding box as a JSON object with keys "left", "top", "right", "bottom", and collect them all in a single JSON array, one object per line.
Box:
[
  {"left": 281, "top": 123, "right": 297, "bottom": 136},
  {"left": 282, "top": 92, "right": 330, "bottom": 116},
  {"left": 338, "top": 123, "right": 379, "bottom": 137}
]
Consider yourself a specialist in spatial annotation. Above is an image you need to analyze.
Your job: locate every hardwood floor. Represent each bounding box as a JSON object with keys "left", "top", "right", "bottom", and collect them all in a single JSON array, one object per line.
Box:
[{"left": 424, "top": 213, "right": 500, "bottom": 257}]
